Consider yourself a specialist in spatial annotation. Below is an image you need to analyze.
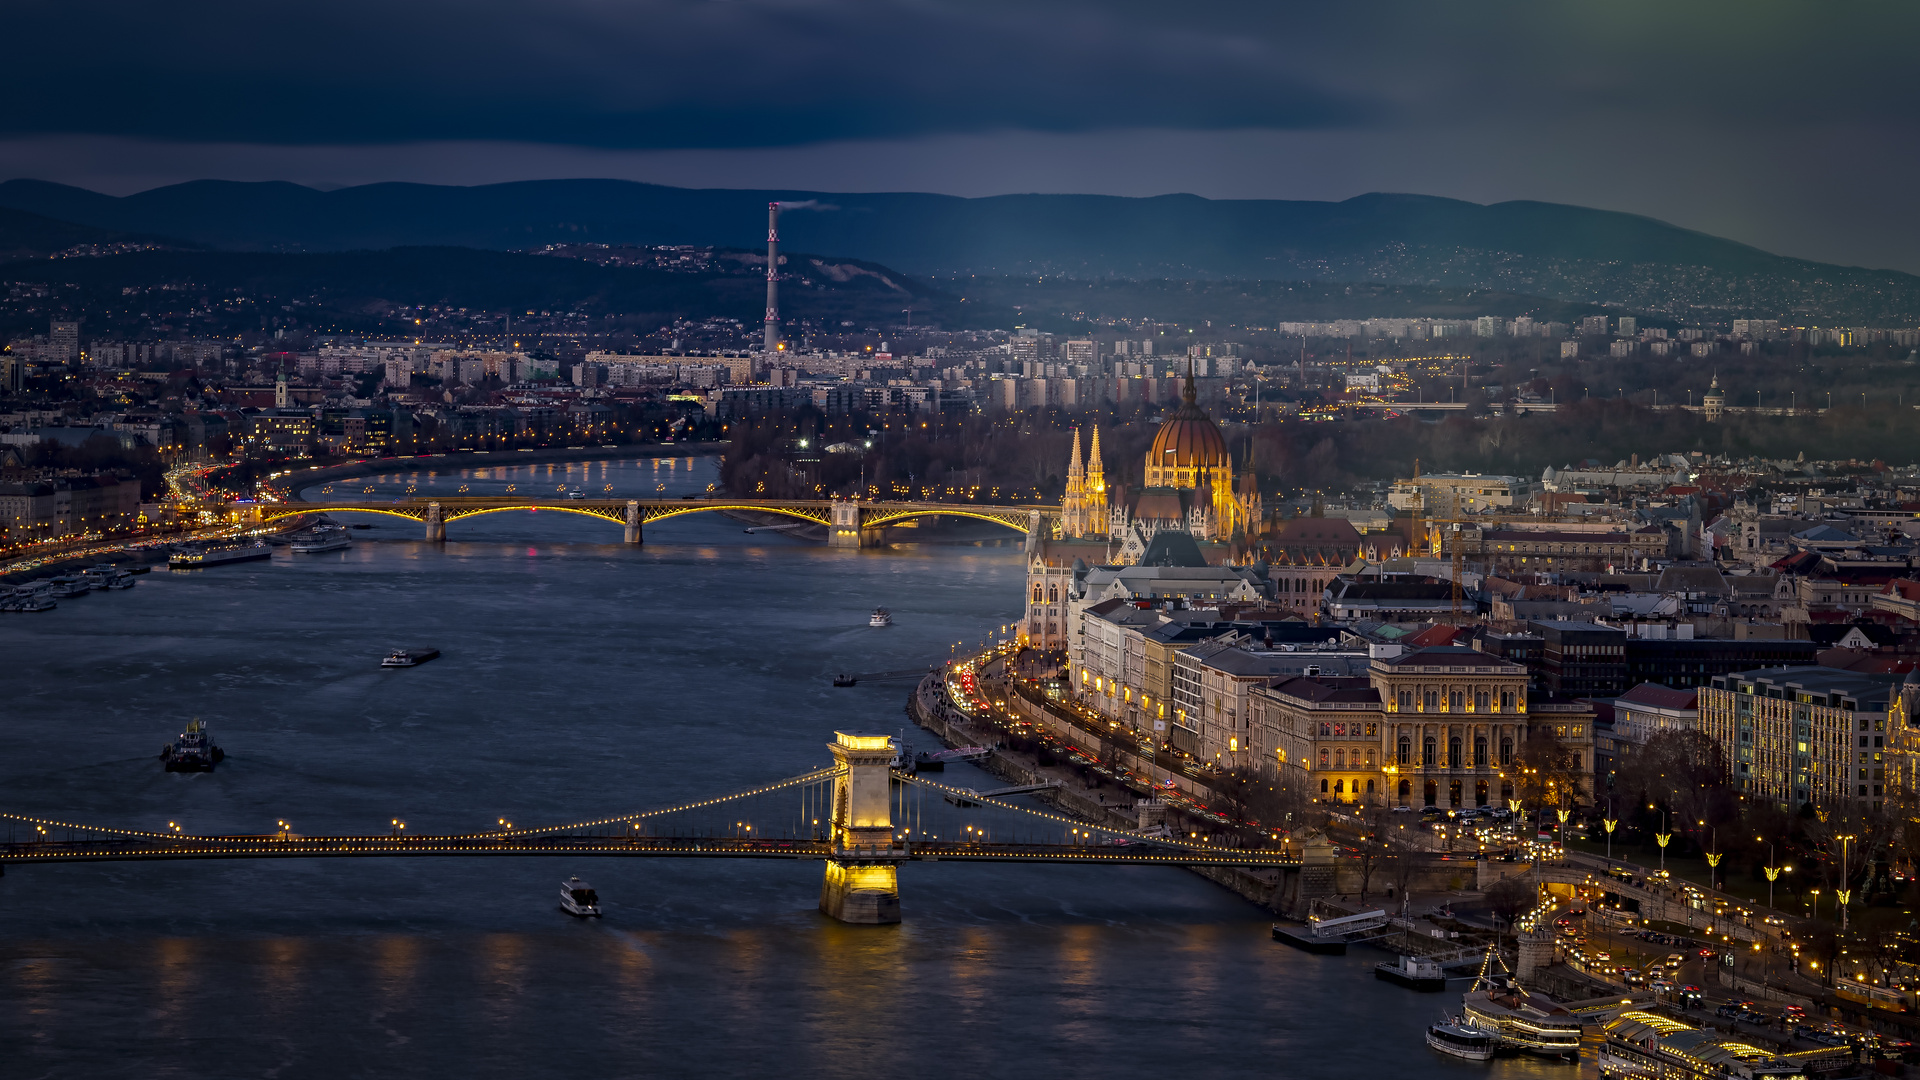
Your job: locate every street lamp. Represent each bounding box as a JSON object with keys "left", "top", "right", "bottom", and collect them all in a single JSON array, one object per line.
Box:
[
  {"left": 1655, "top": 812, "right": 1671, "bottom": 873},
  {"left": 1604, "top": 810, "right": 1618, "bottom": 862},
  {"left": 1762, "top": 839, "right": 1781, "bottom": 910}
]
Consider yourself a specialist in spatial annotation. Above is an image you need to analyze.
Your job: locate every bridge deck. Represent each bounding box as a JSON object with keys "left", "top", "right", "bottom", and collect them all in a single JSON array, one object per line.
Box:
[{"left": 0, "top": 835, "right": 1301, "bottom": 868}]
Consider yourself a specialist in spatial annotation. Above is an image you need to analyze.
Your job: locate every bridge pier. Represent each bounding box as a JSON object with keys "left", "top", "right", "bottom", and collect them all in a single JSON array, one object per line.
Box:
[
  {"left": 424, "top": 501, "right": 445, "bottom": 543},
  {"left": 828, "top": 498, "right": 865, "bottom": 548},
  {"left": 624, "top": 500, "right": 642, "bottom": 545},
  {"left": 820, "top": 731, "right": 901, "bottom": 924}
]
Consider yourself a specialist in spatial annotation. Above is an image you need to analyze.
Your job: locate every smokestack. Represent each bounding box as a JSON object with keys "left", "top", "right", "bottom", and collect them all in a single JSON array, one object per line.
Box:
[{"left": 764, "top": 201, "right": 780, "bottom": 354}]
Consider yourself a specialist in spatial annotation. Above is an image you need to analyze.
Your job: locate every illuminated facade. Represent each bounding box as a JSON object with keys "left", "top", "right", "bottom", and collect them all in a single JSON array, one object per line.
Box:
[
  {"left": 1249, "top": 646, "right": 1596, "bottom": 807},
  {"left": 1700, "top": 666, "right": 1903, "bottom": 812}
]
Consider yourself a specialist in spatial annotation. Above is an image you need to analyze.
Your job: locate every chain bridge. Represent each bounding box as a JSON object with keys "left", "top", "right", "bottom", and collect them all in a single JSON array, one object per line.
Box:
[
  {"left": 1, "top": 733, "right": 1298, "bottom": 924},
  {"left": 256, "top": 496, "right": 1057, "bottom": 547}
]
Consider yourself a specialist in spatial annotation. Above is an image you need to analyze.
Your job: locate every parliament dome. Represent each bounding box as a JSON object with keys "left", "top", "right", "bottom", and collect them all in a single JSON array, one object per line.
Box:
[{"left": 1148, "top": 376, "right": 1229, "bottom": 477}]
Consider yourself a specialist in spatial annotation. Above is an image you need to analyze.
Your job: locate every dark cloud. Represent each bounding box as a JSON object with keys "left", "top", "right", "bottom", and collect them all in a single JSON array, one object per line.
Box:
[
  {"left": 0, "top": 1, "right": 1370, "bottom": 148},
  {"left": 4, "top": 2, "right": 1919, "bottom": 270}
]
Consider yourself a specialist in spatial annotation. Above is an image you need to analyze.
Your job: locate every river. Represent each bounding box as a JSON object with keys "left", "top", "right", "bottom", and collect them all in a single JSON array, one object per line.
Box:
[{"left": 0, "top": 455, "right": 1583, "bottom": 1078}]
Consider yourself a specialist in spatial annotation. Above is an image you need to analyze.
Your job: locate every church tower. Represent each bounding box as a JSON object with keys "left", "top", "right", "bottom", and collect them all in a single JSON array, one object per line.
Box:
[
  {"left": 1062, "top": 427, "right": 1087, "bottom": 536},
  {"left": 1084, "top": 426, "right": 1109, "bottom": 538}
]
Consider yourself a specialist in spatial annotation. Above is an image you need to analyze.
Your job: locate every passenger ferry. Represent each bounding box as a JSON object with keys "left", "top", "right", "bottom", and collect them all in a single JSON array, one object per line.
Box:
[
  {"left": 290, "top": 524, "right": 353, "bottom": 553},
  {"left": 869, "top": 607, "right": 893, "bottom": 627},
  {"left": 1426, "top": 1016, "right": 1500, "bottom": 1062},
  {"left": 170, "top": 540, "right": 273, "bottom": 569},
  {"left": 560, "top": 876, "right": 602, "bottom": 917},
  {"left": 161, "top": 719, "right": 225, "bottom": 772}
]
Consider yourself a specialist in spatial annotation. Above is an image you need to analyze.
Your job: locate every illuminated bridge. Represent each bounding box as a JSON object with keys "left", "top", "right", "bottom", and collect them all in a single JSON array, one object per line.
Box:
[
  {"left": 1, "top": 734, "right": 1298, "bottom": 924},
  {"left": 256, "top": 495, "right": 1059, "bottom": 547}
]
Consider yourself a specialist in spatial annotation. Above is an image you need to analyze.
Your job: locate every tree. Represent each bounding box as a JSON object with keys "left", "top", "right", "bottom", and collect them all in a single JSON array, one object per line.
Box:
[
  {"left": 1484, "top": 876, "right": 1535, "bottom": 948},
  {"left": 1512, "top": 725, "right": 1587, "bottom": 814},
  {"left": 1614, "top": 730, "right": 1735, "bottom": 854}
]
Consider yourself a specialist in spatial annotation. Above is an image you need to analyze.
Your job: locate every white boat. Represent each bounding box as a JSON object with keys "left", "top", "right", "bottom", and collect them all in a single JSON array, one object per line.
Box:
[
  {"left": 1427, "top": 1016, "right": 1500, "bottom": 1062},
  {"left": 560, "top": 876, "right": 602, "bottom": 917},
  {"left": 869, "top": 607, "right": 893, "bottom": 627},
  {"left": 290, "top": 524, "right": 353, "bottom": 553},
  {"left": 82, "top": 564, "right": 137, "bottom": 589},
  {"left": 566, "top": 489, "right": 585, "bottom": 500}
]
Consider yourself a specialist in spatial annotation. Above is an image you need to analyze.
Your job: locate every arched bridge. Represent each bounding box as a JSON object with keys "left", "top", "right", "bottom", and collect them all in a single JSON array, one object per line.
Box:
[
  {"left": 257, "top": 496, "right": 1059, "bottom": 547},
  {"left": 2, "top": 734, "right": 1298, "bottom": 924}
]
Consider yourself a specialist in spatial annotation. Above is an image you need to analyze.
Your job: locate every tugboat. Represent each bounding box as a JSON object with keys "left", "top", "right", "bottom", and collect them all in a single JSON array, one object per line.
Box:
[
  {"left": 1426, "top": 1015, "right": 1500, "bottom": 1062},
  {"left": 560, "top": 876, "right": 602, "bottom": 917},
  {"left": 381, "top": 648, "right": 440, "bottom": 668},
  {"left": 869, "top": 607, "right": 892, "bottom": 627},
  {"left": 161, "top": 719, "right": 224, "bottom": 772}
]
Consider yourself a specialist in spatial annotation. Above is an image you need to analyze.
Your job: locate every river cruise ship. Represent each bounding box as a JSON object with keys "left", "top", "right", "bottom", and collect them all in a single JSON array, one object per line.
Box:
[
  {"left": 1599, "top": 1010, "right": 1822, "bottom": 1079},
  {"left": 170, "top": 541, "right": 272, "bottom": 569},
  {"left": 1460, "top": 984, "right": 1581, "bottom": 1058}
]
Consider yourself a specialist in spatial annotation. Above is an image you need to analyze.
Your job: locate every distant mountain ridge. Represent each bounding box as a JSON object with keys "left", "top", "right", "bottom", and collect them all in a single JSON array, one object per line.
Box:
[{"left": 1, "top": 178, "right": 1914, "bottom": 322}]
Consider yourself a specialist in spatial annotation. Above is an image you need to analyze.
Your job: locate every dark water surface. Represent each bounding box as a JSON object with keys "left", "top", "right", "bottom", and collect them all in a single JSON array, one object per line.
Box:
[{"left": 0, "top": 457, "right": 1580, "bottom": 1079}]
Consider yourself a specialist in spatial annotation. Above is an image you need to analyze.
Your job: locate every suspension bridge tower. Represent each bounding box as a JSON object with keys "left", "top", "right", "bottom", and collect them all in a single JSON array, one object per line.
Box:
[{"left": 820, "top": 731, "right": 901, "bottom": 924}]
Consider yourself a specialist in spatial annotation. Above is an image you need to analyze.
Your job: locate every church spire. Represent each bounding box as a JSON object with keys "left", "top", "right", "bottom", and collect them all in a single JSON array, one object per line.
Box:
[{"left": 1183, "top": 356, "right": 1197, "bottom": 406}]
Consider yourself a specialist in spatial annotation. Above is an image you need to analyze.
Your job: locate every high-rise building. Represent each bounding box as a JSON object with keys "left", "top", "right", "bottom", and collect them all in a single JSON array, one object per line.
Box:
[
  {"left": 1615, "top": 316, "right": 1637, "bottom": 337},
  {"left": 49, "top": 321, "right": 80, "bottom": 362},
  {"left": 1579, "top": 315, "right": 1609, "bottom": 336}
]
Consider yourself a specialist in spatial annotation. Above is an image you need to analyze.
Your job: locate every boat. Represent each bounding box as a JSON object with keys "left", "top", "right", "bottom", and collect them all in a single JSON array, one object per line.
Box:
[
  {"left": 0, "top": 589, "right": 57, "bottom": 612},
  {"left": 560, "top": 876, "right": 602, "bottom": 917},
  {"left": 289, "top": 524, "right": 353, "bottom": 553},
  {"left": 1460, "top": 984, "right": 1582, "bottom": 1058},
  {"left": 1377, "top": 953, "right": 1449, "bottom": 991},
  {"left": 170, "top": 541, "right": 273, "bottom": 569},
  {"left": 566, "top": 490, "right": 585, "bottom": 500},
  {"left": 832, "top": 674, "right": 858, "bottom": 687},
  {"left": 381, "top": 648, "right": 440, "bottom": 668},
  {"left": 45, "top": 575, "right": 93, "bottom": 598},
  {"left": 161, "top": 719, "right": 224, "bottom": 772},
  {"left": 1426, "top": 1016, "right": 1500, "bottom": 1062},
  {"left": 869, "top": 607, "right": 892, "bottom": 627},
  {"left": 82, "top": 564, "right": 136, "bottom": 589}
]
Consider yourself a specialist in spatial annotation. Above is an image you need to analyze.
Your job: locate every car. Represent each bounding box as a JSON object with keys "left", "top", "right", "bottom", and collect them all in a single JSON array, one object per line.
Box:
[{"left": 1698, "top": 948, "right": 1716, "bottom": 958}]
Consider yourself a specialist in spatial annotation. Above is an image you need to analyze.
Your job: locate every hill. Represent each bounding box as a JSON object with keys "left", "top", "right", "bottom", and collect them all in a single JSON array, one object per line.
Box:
[
  {"left": 2, "top": 178, "right": 1916, "bottom": 322},
  {"left": 0, "top": 246, "right": 997, "bottom": 339},
  {"left": 0, "top": 206, "right": 188, "bottom": 261}
]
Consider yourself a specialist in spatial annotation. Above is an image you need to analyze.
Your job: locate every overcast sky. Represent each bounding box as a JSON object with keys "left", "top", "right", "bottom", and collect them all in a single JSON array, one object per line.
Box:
[{"left": 3, "top": 1, "right": 1917, "bottom": 272}]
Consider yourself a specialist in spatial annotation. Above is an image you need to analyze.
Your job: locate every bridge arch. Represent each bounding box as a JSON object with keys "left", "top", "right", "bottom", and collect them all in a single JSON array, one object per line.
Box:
[{"left": 857, "top": 507, "right": 1032, "bottom": 533}]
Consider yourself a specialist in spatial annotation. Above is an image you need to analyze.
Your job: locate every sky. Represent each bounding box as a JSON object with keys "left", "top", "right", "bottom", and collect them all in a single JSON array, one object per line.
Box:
[{"left": 3, "top": 0, "right": 1917, "bottom": 272}]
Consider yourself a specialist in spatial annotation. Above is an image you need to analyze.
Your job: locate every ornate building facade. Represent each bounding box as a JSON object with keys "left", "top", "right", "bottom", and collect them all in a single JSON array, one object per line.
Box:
[{"left": 1087, "top": 364, "right": 1261, "bottom": 556}]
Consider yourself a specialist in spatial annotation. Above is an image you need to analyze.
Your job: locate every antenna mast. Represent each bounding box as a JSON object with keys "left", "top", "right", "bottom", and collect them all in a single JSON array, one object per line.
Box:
[{"left": 764, "top": 202, "right": 780, "bottom": 354}]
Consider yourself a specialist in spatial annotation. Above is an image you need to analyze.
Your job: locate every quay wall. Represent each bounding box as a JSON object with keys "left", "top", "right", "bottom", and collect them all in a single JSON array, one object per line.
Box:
[{"left": 286, "top": 442, "right": 725, "bottom": 494}]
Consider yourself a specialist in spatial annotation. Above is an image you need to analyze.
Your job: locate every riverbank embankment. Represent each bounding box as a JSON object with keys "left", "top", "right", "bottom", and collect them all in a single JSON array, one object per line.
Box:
[{"left": 285, "top": 442, "right": 725, "bottom": 496}]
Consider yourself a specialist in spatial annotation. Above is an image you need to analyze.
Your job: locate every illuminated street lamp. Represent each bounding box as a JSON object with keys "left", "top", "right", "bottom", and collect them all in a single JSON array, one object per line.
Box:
[{"left": 1655, "top": 812, "right": 1670, "bottom": 873}]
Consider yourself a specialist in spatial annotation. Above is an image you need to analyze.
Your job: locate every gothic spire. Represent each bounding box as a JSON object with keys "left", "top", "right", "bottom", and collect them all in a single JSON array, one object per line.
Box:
[{"left": 1183, "top": 356, "right": 1197, "bottom": 405}]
